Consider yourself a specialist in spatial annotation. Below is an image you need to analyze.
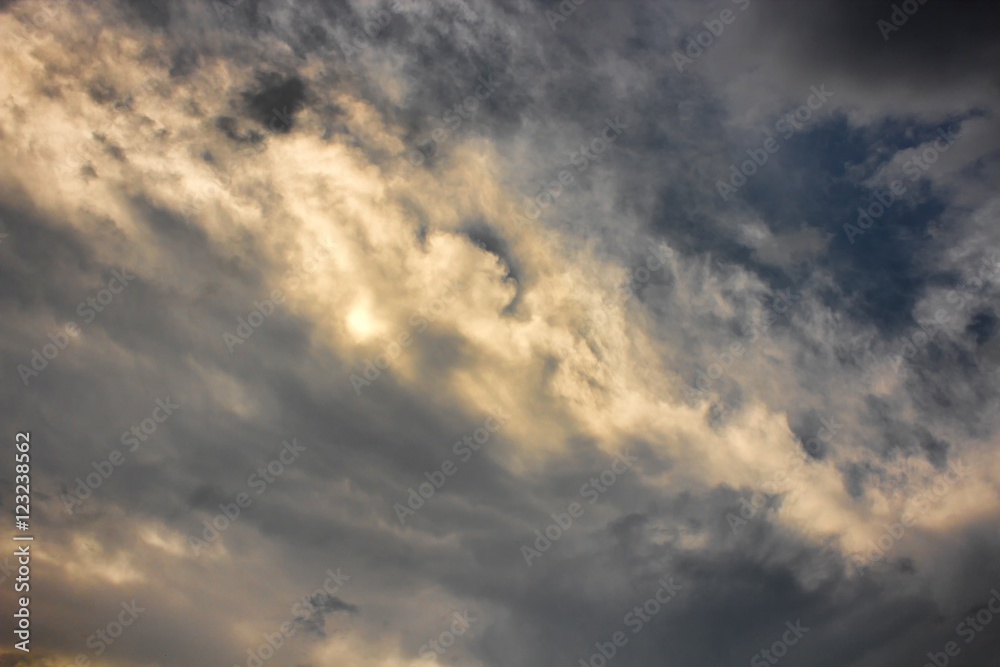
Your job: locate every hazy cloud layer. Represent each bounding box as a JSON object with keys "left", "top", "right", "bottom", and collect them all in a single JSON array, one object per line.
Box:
[{"left": 1, "top": 1, "right": 999, "bottom": 666}]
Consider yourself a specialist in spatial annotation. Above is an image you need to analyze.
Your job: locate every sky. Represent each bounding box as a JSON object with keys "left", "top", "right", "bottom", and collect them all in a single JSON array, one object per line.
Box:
[{"left": 1, "top": 1, "right": 999, "bottom": 666}]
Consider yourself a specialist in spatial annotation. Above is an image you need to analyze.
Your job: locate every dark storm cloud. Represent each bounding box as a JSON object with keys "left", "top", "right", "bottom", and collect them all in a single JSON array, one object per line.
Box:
[
  {"left": 294, "top": 592, "right": 358, "bottom": 637},
  {"left": 461, "top": 223, "right": 521, "bottom": 311},
  {"left": 241, "top": 72, "right": 308, "bottom": 133},
  {"left": 169, "top": 47, "right": 201, "bottom": 78},
  {"left": 119, "top": 0, "right": 172, "bottom": 29},
  {"left": 745, "top": 0, "right": 1000, "bottom": 90}
]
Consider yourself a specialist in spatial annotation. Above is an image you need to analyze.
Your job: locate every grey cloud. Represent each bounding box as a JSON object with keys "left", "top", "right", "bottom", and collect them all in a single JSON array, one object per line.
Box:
[{"left": 1, "top": 1, "right": 999, "bottom": 666}]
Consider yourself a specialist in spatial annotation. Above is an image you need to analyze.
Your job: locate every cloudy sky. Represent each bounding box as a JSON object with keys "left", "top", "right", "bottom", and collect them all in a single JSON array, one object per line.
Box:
[{"left": 2, "top": 0, "right": 1000, "bottom": 665}]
